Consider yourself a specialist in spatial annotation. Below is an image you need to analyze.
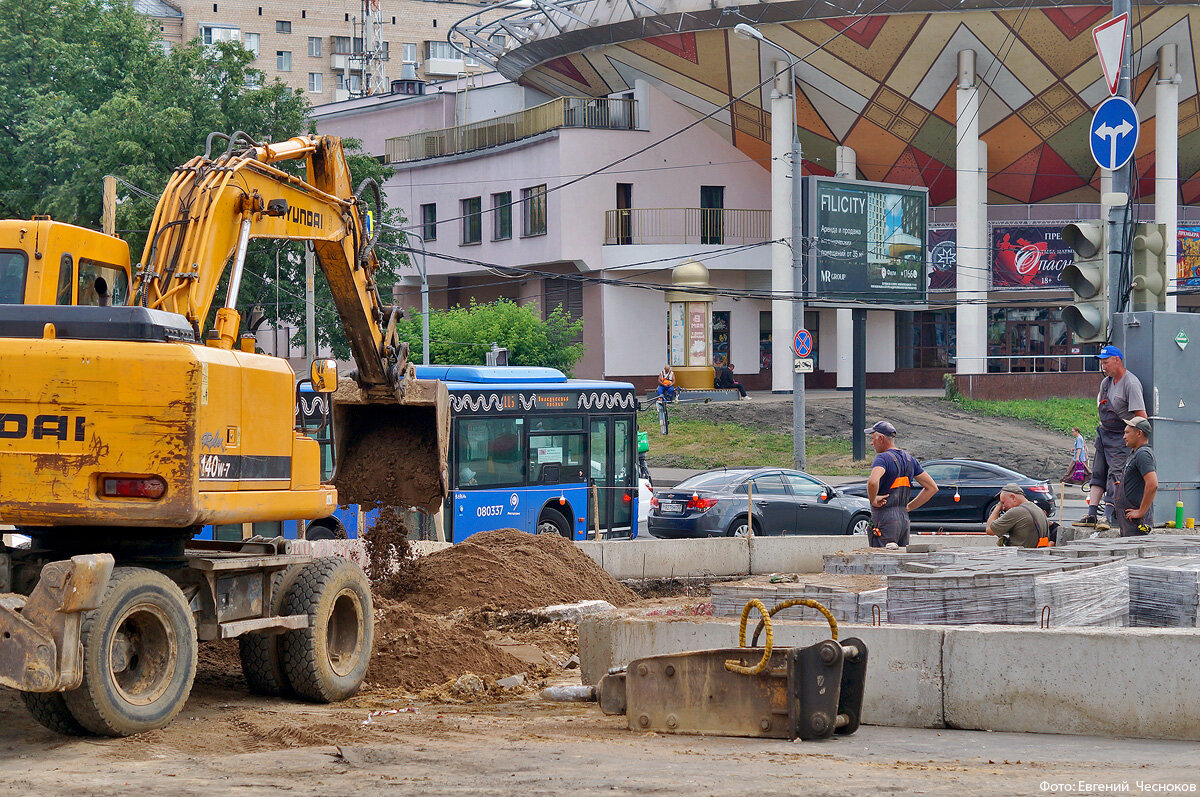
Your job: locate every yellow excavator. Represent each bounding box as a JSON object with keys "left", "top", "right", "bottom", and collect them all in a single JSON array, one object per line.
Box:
[{"left": 0, "top": 133, "right": 448, "bottom": 736}]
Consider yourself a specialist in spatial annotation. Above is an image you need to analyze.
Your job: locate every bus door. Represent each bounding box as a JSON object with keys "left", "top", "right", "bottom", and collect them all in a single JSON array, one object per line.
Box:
[
  {"left": 588, "top": 417, "right": 636, "bottom": 538},
  {"left": 589, "top": 419, "right": 611, "bottom": 533},
  {"left": 528, "top": 418, "right": 588, "bottom": 538}
]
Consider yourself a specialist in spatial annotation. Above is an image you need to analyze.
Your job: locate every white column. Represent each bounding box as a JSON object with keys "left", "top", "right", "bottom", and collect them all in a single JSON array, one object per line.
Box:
[
  {"left": 770, "top": 60, "right": 794, "bottom": 392},
  {"left": 1157, "top": 45, "right": 1179, "bottom": 312},
  {"left": 956, "top": 50, "right": 986, "bottom": 375},
  {"left": 834, "top": 145, "right": 856, "bottom": 389}
]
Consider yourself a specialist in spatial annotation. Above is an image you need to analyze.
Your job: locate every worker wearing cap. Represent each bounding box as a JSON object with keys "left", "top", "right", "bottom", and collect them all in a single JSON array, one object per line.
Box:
[
  {"left": 1076, "top": 345, "right": 1148, "bottom": 531},
  {"left": 1116, "top": 416, "right": 1157, "bottom": 537},
  {"left": 986, "top": 483, "right": 1050, "bottom": 548},
  {"left": 865, "top": 421, "right": 938, "bottom": 549}
]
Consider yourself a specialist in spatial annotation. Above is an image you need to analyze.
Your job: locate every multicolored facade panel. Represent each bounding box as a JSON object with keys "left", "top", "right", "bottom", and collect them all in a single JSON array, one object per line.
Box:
[{"left": 508, "top": 6, "right": 1199, "bottom": 206}]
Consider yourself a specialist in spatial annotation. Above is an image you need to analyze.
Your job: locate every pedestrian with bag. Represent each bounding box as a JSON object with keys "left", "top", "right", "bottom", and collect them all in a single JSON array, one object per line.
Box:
[
  {"left": 865, "top": 421, "right": 938, "bottom": 549},
  {"left": 1062, "top": 426, "right": 1090, "bottom": 486}
]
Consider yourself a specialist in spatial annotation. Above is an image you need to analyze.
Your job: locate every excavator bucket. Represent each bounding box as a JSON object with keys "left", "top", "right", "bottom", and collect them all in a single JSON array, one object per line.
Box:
[{"left": 330, "top": 368, "right": 450, "bottom": 514}]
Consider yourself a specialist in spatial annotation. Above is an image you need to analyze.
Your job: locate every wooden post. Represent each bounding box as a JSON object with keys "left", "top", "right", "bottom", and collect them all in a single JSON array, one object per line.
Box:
[
  {"left": 102, "top": 175, "right": 117, "bottom": 237},
  {"left": 591, "top": 484, "right": 601, "bottom": 540}
]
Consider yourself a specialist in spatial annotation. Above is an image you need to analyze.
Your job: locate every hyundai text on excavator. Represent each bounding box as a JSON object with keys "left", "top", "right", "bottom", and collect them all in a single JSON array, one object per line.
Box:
[{"left": 0, "top": 133, "right": 449, "bottom": 736}]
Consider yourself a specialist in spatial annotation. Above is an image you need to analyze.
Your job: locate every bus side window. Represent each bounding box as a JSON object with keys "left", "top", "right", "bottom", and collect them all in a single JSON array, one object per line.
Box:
[{"left": 56, "top": 254, "right": 74, "bottom": 305}]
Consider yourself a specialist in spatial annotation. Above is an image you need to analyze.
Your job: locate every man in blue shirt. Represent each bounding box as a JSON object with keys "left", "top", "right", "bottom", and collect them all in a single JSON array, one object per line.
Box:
[{"left": 865, "top": 421, "right": 938, "bottom": 549}]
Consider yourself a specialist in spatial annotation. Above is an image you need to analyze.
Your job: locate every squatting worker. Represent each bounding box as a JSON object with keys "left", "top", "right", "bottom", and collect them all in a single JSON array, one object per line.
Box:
[
  {"left": 1117, "top": 417, "right": 1158, "bottom": 537},
  {"left": 986, "top": 483, "right": 1050, "bottom": 548},
  {"left": 1077, "top": 345, "right": 1147, "bottom": 531},
  {"left": 865, "top": 421, "right": 938, "bottom": 550}
]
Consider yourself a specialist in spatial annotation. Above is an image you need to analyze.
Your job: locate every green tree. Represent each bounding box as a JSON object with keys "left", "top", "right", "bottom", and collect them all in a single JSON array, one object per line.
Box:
[{"left": 394, "top": 299, "right": 585, "bottom": 375}]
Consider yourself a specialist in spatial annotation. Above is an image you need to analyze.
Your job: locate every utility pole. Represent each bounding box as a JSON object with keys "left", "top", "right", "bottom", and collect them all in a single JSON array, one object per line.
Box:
[
  {"left": 102, "top": 176, "right": 117, "bottom": 237},
  {"left": 1109, "top": 0, "right": 1132, "bottom": 319}
]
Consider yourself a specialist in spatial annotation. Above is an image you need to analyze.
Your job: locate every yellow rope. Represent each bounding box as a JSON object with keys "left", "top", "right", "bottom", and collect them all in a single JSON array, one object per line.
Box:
[{"left": 724, "top": 598, "right": 839, "bottom": 676}]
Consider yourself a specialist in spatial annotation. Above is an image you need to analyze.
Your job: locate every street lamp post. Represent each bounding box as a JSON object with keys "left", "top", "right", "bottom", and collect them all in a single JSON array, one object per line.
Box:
[
  {"left": 734, "top": 24, "right": 806, "bottom": 470},
  {"left": 403, "top": 230, "right": 432, "bottom": 365}
]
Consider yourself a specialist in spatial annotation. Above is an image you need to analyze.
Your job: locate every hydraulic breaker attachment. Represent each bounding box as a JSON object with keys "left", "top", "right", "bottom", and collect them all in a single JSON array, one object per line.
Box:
[
  {"left": 0, "top": 554, "right": 115, "bottom": 692},
  {"left": 594, "top": 599, "right": 868, "bottom": 741}
]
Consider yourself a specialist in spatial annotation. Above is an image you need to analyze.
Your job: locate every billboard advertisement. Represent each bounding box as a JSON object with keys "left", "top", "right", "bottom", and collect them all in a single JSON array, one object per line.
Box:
[
  {"left": 927, "top": 228, "right": 956, "bottom": 292},
  {"left": 1178, "top": 227, "right": 1200, "bottom": 288},
  {"left": 807, "top": 177, "right": 928, "bottom": 303},
  {"left": 992, "top": 225, "right": 1074, "bottom": 289}
]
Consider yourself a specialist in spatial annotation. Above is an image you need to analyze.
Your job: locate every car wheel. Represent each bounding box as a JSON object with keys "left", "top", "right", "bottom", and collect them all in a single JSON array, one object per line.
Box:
[
  {"left": 983, "top": 500, "right": 998, "bottom": 523},
  {"left": 726, "top": 516, "right": 760, "bottom": 538},
  {"left": 847, "top": 513, "right": 871, "bottom": 536}
]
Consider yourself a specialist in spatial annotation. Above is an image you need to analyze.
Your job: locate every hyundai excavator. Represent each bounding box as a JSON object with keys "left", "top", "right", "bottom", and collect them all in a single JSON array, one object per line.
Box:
[{"left": 0, "top": 133, "right": 449, "bottom": 736}]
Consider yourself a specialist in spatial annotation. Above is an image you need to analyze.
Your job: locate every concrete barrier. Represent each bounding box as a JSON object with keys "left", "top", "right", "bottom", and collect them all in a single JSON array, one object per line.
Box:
[
  {"left": 578, "top": 614, "right": 947, "bottom": 728},
  {"left": 577, "top": 535, "right": 996, "bottom": 580},
  {"left": 942, "top": 625, "right": 1200, "bottom": 741},
  {"left": 579, "top": 614, "right": 1200, "bottom": 741}
]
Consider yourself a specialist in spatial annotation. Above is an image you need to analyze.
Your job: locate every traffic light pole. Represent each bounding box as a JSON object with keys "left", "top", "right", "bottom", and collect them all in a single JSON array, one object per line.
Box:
[{"left": 1109, "top": 0, "right": 1133, "bottom": 322}]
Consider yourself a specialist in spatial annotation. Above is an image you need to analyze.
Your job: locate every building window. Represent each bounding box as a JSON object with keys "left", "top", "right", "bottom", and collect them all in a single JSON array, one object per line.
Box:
[
  {"left": 200, "top": 24, "right": 240, "bottom": 45},
  {"left": 427, "top": 41, "right": 456, "bottom": 60},
  {"left": 521, "top": 185, "right": 547, "bottom": 237},
  {"left": 332, "top": 36, "right": 351, "bottom": 55},
  {"left": 307, "top": 72, "right": 322, "bottom": 93},
  {"left": 243, "top": 32, "right": 260, "bottom": 56},
  {"left": 542, "top": 277, "right": 583, "bottom": 342},
  {"left": 461, "top": 197, "right": 482, "bottom": 245},
  {"left": 307, "top": 36, "right": 322, "bottom": 57},
  {"left": 402, "top": 43, "right": 417, "bottom": 64},
  {"left": 276, "top": 20, "right": 291, "bottom": 33},
  {"left": 465, "top": 52, "right": 479, "bottom": 67},
  {"left": 420, "top": 203, "right": 437, "bottom": 241},
  {"left": 489, "top": 32, "right": 507, "bottom": 50},
  {"left": 492, "top": 192, "right": 512, "bottom": 241},
  {"left": 276, "top": 51, "right": 292, "bottom": 71},
  {"left": 336, "top": 73, "right": 361, "bottom": 93}
]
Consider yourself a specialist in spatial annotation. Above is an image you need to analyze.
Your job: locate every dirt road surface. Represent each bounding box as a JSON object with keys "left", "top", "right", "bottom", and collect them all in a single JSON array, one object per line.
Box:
[
  {"left": 674, "top": 394, "right": 1073, "bottom": 479},
  {"left": 2, "top": 669, "right": 1195, "bottom": 796}
]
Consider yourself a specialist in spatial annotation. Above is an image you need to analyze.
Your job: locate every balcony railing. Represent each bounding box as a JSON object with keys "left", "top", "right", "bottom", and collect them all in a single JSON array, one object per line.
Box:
[
  {"left": 385, "top": 96, "right": 637, "bottom": 163},
  {"left": 604, "top": 208, "right": 771, "bottom": 246}
]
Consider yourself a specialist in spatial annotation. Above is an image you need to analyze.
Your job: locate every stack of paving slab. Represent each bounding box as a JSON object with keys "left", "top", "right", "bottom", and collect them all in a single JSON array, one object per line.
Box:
[
  {"left": 1128, "top": 556, "right": 1200, "bottom": 627},
  {"left": 710, "top": 576, "right": 887, "bottom": 624}
]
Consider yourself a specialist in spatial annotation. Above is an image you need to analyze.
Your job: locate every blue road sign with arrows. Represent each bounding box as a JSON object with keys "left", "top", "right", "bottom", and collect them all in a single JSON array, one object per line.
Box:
[{"left": 1089, "top": 96, "right": 1139, "bottom": 171}]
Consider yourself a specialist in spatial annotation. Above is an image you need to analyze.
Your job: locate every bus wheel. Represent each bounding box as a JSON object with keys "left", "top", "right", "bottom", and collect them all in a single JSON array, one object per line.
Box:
[
  {"left": 63, "top": 567, "right": 197, "bottom": 737},
  {"left": 537, "top": 508, "right": 571, "bottom": 538},
  {"left": 239, "top": 564, "right": 304, "bottom": 697},
  {"left": 304, "top": 521, "right": 345, "bottom": 541},
  {"left": 280, "top": 558, "right": 373, "bottom": 703}
]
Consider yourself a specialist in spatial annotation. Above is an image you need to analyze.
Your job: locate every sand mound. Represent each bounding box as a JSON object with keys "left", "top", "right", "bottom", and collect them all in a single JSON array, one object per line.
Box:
[{"left": 399, "top": 528, "right": 637, "bottom": 614}]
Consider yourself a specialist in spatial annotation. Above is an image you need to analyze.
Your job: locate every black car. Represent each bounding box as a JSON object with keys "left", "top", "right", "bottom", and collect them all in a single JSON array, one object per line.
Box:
[
  {"left": 647, "top": 468, "right": 873, "bottom": 539},
  {"left": 839, "top": 459, "right": 1056, "bottom": 529}
]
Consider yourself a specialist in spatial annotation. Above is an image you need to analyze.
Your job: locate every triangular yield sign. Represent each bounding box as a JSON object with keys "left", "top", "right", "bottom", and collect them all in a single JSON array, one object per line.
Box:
[{"left": 1093, "top": 13, "right": 1128, "bottom": 96}]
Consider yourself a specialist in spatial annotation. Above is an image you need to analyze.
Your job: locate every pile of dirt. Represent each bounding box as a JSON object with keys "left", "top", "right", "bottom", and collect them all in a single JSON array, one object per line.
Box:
[
  {"left": 399, "top": 528, "right": 638, "bottom": 613},
  {"left": 365, "top": 599, "right": 531, "bottom": 694}
]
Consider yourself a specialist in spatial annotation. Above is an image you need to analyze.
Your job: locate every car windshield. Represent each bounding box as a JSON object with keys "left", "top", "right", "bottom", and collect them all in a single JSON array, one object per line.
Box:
[{"left": 675, "top": 470, "right": 748, "bottom": 490}]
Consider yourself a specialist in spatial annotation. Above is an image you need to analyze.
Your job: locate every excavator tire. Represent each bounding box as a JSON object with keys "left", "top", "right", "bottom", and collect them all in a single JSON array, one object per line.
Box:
[
  {"left": 280, "top": 557, "right": 373, "bottom": 703},
  {"left": 238, "top": 564, "right": 304, "bottom": 697},
  {"left": 63, "top": 567, "right": 197, "bottom": 737},
  {"left": 22, "top": 692, "right": 88, "bottom": 736}
]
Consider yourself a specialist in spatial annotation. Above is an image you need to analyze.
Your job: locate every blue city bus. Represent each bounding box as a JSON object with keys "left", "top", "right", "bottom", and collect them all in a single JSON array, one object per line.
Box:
[
  {"left": 201, "top": 366, "right": 638, "bottom": 542},
  {"left": 414, "top": 365, "right": 639, "bottom": 542}
]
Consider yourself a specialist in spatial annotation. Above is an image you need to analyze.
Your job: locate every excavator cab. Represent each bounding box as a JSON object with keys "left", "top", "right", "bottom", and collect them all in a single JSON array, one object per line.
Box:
[{"left": 0, "top": 218, "right": 132, "bottom": 307}]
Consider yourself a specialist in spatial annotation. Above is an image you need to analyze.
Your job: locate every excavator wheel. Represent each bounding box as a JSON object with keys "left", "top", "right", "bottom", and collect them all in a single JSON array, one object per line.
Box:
[
  {"left": 238, "top": 564, "right": 304, "bottom": 697},
  {"left": 22, "top": 692, "right": 88, "bottom": 736},
  {"left": 280, "top": 557, "right": 373, "bottom": 703},
  {"left": 63, "top": 567, "right": 197, "bottom": 737}
]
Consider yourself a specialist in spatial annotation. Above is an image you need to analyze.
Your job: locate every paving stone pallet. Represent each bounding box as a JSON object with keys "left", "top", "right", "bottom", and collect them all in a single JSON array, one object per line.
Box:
[
  {"left": 1128, "top": 556, "right": 1200, "bottom": 627},
  {"left": 710, "top": 582, "right": 887, "bottom": 624}
]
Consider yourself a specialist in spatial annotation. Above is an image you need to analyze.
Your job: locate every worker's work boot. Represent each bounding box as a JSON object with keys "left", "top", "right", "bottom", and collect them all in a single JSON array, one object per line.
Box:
[{"left": 1073, "top": 512, "right": 1097, "bottom": 528}]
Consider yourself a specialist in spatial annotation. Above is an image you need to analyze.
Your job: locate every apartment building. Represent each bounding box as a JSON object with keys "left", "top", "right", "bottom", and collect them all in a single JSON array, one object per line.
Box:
[{"left": 138, "top": 0, "right": 502, "bottom": 101}]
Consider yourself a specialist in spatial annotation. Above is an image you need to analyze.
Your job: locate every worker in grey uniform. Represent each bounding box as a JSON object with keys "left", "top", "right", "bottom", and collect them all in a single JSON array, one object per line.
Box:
[
  {"left": 865, "top": 421, "right": 938, "bottom": 549},
  {"left": 1076, "top": 346, "right": 1148, "bottom": 530}
]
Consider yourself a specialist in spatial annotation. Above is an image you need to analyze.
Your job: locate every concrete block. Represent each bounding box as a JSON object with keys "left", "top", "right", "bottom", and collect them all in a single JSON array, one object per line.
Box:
[
  {"left": 749, "top": 536, "right": 859, "bottom": 574},
  {"left": 578, "top": 615, "right": 946, "bottom": 729},
  {"left": 574, "top": 541, "right": 604, "bottom": 570},
  {"left": 943, "top": 625, "right": 1200, "bottom": 741},
  {"left": 596, "top": 538, "right": 749, "bottom": 581}
]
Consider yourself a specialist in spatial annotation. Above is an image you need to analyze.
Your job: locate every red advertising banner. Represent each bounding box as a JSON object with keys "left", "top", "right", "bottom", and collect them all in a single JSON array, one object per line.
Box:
[{"left": 992, "top": 225, "right": 1074, "bottom": 289}]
